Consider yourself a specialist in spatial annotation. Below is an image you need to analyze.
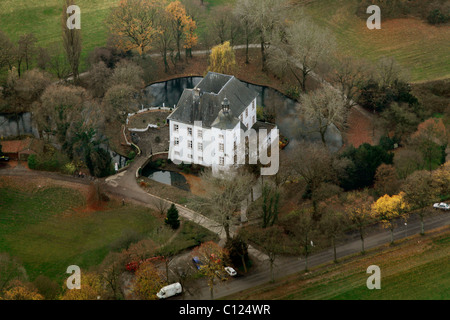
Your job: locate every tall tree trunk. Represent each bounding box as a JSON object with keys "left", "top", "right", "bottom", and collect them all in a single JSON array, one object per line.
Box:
[
  {"left": 360, "top": 228, "right": 365, "bottom": 254},
  {"left": 420, "top": 214, "right": 425, "bottom": 235},
  {"left": 245, "top": 36, "right": 249, "bottom": 64},
  {"left": 260, "top": 39, "right": 266, "bottom": 72},
  {"left": 332, "top": 237, "right": 337, "bottom": 263}
]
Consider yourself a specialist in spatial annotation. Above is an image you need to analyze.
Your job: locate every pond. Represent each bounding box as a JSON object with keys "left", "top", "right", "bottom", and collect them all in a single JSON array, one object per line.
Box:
[
  {"left": 143, "top": 76, "right": 343, "bottom": 152},
  {"left": 141, "top": 167, "right": 190, "bottom": 191}
]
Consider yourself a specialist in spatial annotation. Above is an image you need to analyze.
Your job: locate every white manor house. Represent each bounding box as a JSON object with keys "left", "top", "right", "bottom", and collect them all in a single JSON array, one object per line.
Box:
[{"left": 167, "top": 72, "right": 279, "bottom": 175}]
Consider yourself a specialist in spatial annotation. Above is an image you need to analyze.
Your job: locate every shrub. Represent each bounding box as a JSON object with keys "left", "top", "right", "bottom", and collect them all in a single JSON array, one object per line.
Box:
[
  {"left": 427, "top": 9, "right": 450, "bottom": 25},
  {"left": 27, "top": 154, "right": 37, "bottom": 169},
  {"left": 154, "top": 136, "right": 161, "bottom": 143},
  {"left": 63, "top": 162, "right": 77, "bottom": 175}
]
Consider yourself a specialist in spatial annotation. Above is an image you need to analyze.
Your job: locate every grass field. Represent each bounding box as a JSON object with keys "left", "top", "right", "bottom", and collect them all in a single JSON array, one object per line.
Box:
[
  {"left": 0, "top": 180, "right": 166, "bottom": 282},
  {"left": 304, "top": 0, "right": 450, "bottom": 82},
  {"left": 1, "top": 0, "right": 447, "bottom": 82},
  {"left": 0, "top": 0, "right": 227, "bottom": 73},
  {"left": 0, "top": 175, "right": 219, "bottom": 284},
  {"left": 226, "top": 228, "right": 450, "bottom": 300}
]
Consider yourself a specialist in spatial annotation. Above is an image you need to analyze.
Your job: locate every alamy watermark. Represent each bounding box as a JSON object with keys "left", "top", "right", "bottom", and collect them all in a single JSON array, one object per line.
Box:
[
  {"left": 66, "top": 5, "right": 81, "bottom": 30},
  {"left": 366, "top": 265, "right": 381, "bottom": 290},
  {"left": 66, "top": 265, "right": 81, "bottom": 290},
  {"left": 367, "top": 5, "right": 381, "bottom": 29}
]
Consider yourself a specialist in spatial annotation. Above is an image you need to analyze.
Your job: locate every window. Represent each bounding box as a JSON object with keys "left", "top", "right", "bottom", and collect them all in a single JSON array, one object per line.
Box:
[
  {"left": 188, "top": 140, "right": 193, "bottom": 149},
  {"left": 219, "top": 134, "right": 224, "bottom": 140},
  {"left": 198, "top": 143, "right": 203, "bottom": 151},
  {"left": 253, "top": 100, "right": 256, "bottom": 110},
  {"left": 245, "top": 108, "right": 248, "bottom": 117},
  {"left": 174, "top": 137, "right": 179, "bottom": 146},
  {"left": 240, "top": 114, "right": 243, "bottom": 122},
  {"left": 253, "top": 115, "right": 256, "bottom": 124},
  {"left": 219, "top": 143, "right": 224, "bottom": 152},
  {"left": 188, "top": 154, "right": 193, "bottom": 159},
  {"left": 174, "top": 151, "right": 180, "bottom": 156},
  {"left": 198, "top": 130, "right": 203, "bottom": 139},
  {"left": 188, "top": 127, "right": 192, "bottom": 136},
  {"left": 198, "top": 156, "right": 203, "bottom": 163},
  {"left": 219, "top": 157, "right": 225, "bottom": 166},
  {"left": 174, "top": 124, "right": 179, "bottom": 132}
]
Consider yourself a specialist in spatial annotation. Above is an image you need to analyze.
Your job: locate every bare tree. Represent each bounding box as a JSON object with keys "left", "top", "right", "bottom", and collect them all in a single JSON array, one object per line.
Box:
[
  {"left": 0, "top": 30, "right": 15, "bottom": 71},
  {"left": 190, "top": 168, "right": 256, "bottom": 242},
  {"left": 299, "top": 86, "right": 348, "bottom": 146},
  {"left": 44, "top": 43, "right": 71, "bottom": 79},
  {"left": 376, "top": 56, "right": 408, "bottom": 87},
  {"left": 86, "top": 61, "right": 112, "bottom": 98},
  {"left": 319, "top": 204, "right": 345, "bottom": 263},
  {"left": 236, "top": 0, "right": 288, "bottom": 72},
  {"left": 18, "top": 33, "right": 38, "bottom": 73},
  {"left": 233, "top": 0, "right": 256, "bottom": 64},
  {"left": 243, "top": 226, "right": 286, "bottom": 282},
  {"left": 62, "top": 0, "right": 82, "bottom": 82},
  {"left": 402, "top": 170, "right": 440, "bottom": 235},
  {"left": 286, "top": 141, "right": 348, "bottom": 219},
  {"left": 345, "top": 190, "right": 374, "bottom": 254},
  {"left": 331, "top": 55, "right": 370, "bottom": 110},
  {"left": 268, "top": 17, "right": 336, "bottom": 92},
  {"left": 155, "top": 197, "right": 169, "bottom": 216}
]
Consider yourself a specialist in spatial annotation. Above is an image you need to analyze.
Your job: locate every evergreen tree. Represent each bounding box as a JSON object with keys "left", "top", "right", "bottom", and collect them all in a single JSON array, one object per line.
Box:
[{"left": 166, "top": 203, "right": 180, "bottom": 229}]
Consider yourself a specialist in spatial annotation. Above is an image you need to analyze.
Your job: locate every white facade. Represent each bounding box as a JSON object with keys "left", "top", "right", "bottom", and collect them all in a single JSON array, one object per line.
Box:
[{"left": 169, "top": 98, "right": 258, "bottom": 173}]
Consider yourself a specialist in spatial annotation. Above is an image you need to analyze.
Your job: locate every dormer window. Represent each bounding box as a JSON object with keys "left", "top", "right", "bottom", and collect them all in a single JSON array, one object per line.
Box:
[{"left": 222, "top": 97, "right": 230, "bottom": 113}]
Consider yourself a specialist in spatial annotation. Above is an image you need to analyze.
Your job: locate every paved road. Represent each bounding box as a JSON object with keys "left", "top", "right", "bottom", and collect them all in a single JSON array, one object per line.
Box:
[
  {"left": 2, "top": 161, "right": 449, "bottom": 300},
  {"left": 187, "top": 213, "right": 450, "bottom": 300}
]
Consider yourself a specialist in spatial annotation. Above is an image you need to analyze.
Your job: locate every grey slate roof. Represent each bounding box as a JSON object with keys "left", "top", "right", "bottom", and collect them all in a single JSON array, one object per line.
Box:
[{"left": 167, "top": 72, "right": 257, "bottom": 128}]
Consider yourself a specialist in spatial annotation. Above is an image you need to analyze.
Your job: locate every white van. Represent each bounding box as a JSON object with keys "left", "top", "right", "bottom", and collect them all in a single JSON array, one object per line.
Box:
[{"left": 156, "top": 282, "right": 182, "bottom": 299}]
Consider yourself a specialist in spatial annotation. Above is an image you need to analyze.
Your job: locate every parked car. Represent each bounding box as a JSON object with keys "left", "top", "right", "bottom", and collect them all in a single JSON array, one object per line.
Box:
[
  {"left": 224, "top": 266, "right": 237, "bottom": 277},
  {"left": 192, "top": 256, "right": 202, "bottom": 270},
  {"left": 0, "top": 155, "right": 10, "bottom": 161},
  {"left": 156, "top": 282, "right": 182, "bottom": 299},
  {"left": 433, "top": 202, "right": 450, "bottom": 211}
]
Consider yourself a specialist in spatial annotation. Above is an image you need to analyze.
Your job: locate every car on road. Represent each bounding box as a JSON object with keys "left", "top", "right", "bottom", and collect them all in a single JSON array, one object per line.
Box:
[
  {"left": 0, "top": 155, "right": 10, "bottom": 161},
  {"left": 433, "top": 202, "right": 450, "bottom": 210},
  {"left": 156, "top": 282, "right": 182, "bottom": 299},
  {"left": 225, "top": 266, "right": 237, "bottom": 277}
]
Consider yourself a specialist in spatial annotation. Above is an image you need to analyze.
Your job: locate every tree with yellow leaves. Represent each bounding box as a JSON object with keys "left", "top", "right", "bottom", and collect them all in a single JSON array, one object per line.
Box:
[
  {"left": 191, "top": 241, "right": 229, "bottom": 300},
  {"left": 208, "top": 41, "right": 236, "bottom": 75},
  {"left": 60, "top": 272, "right": 104, "bottom": 300},
  {"left": 108, "top": 0, "right": 162, "bottom": 55},
  {"left": 166, "top": 1, "right": 195, "bottom": 62},
  {"left": 371, "top": 192, "right": 410, "bottom": 245},
  {"left": 133, "top": 260, "right": 166, "bottom": 300},
  {"left": 183, "top": 17, "right": 198, "bottom": 59},
  {"left": 1, "top": 281, "right": 44, "bottom": 300}
]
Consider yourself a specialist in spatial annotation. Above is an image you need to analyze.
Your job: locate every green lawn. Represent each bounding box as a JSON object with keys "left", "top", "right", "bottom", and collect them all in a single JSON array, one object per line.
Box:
[
  {"left": 0, "top": 184, "right": 165, "bottom": 282},
  {"left": 304, "top": 0, "right": 450, "bottom": 82},
  {"left": 0, "top": 0, "right": 116, "bottom": 71},
  {"left": 225, "top": 230, "right": 450, "bottom": 300}
]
